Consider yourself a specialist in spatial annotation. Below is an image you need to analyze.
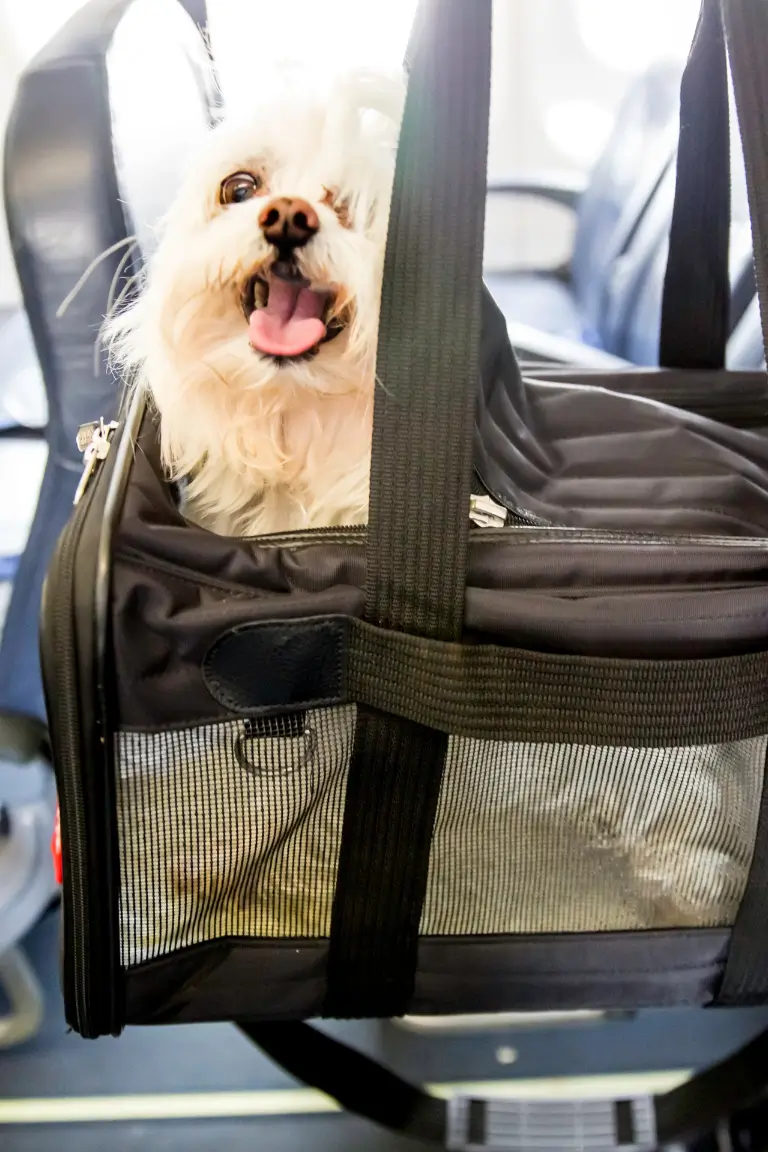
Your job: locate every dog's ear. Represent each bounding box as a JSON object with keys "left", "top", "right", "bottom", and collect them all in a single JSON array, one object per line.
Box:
[
  {"left": 345, "top": 68, "right": 407, "bottom": 126},
  {"left": 326, "top": 68, "right": 406, "bottom": 150}
]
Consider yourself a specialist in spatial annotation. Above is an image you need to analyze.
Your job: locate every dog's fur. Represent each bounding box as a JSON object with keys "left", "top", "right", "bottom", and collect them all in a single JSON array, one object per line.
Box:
[{"left": 108, "top": 69, "right": 405, "bottom": 537}]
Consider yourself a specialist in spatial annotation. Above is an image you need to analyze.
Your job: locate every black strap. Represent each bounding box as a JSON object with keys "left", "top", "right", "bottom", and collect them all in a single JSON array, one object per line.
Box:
[
  {"left": 240, "top": 1022, "right": 447, "bottom": 1144},
  {"left": 660, "top": 0, "right": 768, "bottom": 369},
  {"left": 366, "top": 0, "right": 487, "bottom": 641},
  {"left": 324, "top": 0, "right": 492, "bottom": 1018},
  {"left": 659, "top": 0, "right": 731, "bottom": 369},
  {"left": 241, "top": 1019, "right": 768, "bottom": 1151},
  {"left": 344, "top": 618, "right": 768, "bottom": 747},
  {"left": 722, "top": 0, "right": 768, "bottom": 368}
]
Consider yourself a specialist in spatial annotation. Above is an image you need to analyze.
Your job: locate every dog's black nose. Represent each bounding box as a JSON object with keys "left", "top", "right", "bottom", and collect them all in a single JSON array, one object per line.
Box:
[{"left": 259, "top": 196, "right": 319, "bottom": 250}]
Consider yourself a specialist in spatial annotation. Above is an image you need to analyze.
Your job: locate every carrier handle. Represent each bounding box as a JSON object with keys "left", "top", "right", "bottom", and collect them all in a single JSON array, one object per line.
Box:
[
  {"left": 241, "top": 1019, "right": 768, "bottom": 1151},
  {"left": 724, "top": 0, "right": 768, "bottom": 369},
  {"left": 660, "top": 0, "right": 768, "bottom": 370},
  {"left": 321, "top": 0, "right": 492, "bottom": 1019},
  {"left": 364, "top": 0, "right": 490, "bottom": 641},
  {"left": 659, "top": 0, "right": 730, "bottom": 369}
]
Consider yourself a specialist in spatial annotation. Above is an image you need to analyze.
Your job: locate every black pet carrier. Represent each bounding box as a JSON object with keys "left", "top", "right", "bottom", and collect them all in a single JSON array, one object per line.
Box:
[{"left": 41, "top": 0, "right": 768, "bottom": 1145}]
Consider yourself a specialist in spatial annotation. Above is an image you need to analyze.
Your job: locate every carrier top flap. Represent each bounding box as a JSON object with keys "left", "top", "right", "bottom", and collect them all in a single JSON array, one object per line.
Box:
[{"left": 475, "top": 286, "right": 768, "bottom": 536}]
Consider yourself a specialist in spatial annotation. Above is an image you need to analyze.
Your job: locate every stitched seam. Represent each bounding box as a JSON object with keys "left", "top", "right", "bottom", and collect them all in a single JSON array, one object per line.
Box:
[{"left": 116, "top": 547, "right": 261, "bottom": 598}]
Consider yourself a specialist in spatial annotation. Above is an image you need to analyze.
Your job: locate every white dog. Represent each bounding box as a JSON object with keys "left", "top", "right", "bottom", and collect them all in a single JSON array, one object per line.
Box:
[{"left": 109, "top": 69, "right": 405, "bottom": 537}]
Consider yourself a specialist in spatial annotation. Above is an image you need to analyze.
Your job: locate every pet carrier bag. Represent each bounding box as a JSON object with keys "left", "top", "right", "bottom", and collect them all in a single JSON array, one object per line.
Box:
[{"left": 40, "top": 0, "right": 768, "bottom": 1145}]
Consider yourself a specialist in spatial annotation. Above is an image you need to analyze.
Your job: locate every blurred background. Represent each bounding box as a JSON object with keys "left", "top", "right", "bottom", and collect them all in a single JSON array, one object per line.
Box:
[
  {"left": 2, "top": 1, "right": 767, "bottom": 1149},
  {"left": 0, "top": 0, "right": 702, "bottom": 304}
]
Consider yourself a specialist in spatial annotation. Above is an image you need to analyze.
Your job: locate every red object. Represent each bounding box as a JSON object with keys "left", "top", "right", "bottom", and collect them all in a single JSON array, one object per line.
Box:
[{"left": 52, "top": 803, "right": 62, "bottom": 885}]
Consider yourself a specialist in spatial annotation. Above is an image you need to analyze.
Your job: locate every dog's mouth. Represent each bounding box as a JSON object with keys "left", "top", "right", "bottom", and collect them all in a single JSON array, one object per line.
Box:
[{"left": 241, "top": 260, "right": 346, "bottom": 360}]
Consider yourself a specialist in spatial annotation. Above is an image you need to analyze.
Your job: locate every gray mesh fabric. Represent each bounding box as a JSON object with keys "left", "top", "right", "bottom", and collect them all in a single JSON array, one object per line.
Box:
[{"left": 116, "top": 713, "right": 764, "bottom": 966}]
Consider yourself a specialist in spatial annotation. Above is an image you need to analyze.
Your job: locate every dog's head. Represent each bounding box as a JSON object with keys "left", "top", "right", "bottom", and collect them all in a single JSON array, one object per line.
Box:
[{"left": 110, "top": 69, "right": 404, "bottom": 475}]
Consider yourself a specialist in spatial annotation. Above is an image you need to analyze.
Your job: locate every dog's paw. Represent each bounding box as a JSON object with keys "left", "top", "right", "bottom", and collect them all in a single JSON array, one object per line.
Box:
[{"left": 631, "top": 843, "right": 748, "bottom": 927}]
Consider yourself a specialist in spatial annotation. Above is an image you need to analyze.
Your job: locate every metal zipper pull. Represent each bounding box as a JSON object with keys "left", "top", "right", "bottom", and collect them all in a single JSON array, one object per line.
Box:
[
  {"left": 469, "top": 493, "right": 508, "bottom": 528},
  {"left": 73, "top": 418, "right": 118, "bottom": 505}
]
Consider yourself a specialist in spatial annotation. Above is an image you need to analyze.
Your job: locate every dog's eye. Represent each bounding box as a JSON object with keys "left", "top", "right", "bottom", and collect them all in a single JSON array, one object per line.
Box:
[
  {"left": 220, "top": 172, "right": 262, "bottom": 206},
  {"left": 321, "top": 186, "right": 353, "bottom": 229}
]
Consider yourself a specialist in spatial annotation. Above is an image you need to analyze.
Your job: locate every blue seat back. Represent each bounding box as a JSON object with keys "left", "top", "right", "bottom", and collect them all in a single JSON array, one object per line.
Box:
[
  {"left": 0, "top": 0, "right": 212, "bottom": 720},
  {"left": 609, "top": 97, "right": 753, "bottom": 365},
  {"left": 571, "top": 62, "right": 682, "bottom": 347}
]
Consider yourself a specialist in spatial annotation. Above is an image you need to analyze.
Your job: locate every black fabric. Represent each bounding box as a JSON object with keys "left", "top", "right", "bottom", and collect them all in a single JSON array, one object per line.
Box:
[
  {"left": 655, "top": 1021, "right": 768, "bottom": 1143},
  {"left": 345, "top": 620, "right": 768, "bottom": 745},
  {"left": 241, "top": 1022, "right": 447, "bottom": 1143},
  {"left": 365, "top": 0, "right": 489, "bottom": 641},
  {"left": 123, "top": 930, "right": 731, "bottom": 1024},
  {"left": 719, "top": 730, "right": 768, "bottom": 1003},
  {"left": 473, "top": 291, "right": 768, "bottom": 534},
  {"left": 615, "top": 1100, "right": 635, "bottom": 1145},
  {"left": 242, "top": 1018, "right": 768, "bottom": 1151},
  {"left": 198, "top": 613, "right": 768, "bottom": 746},
  {"left": 659, "top": 0, "right": 731, "bottom": 369},
  {"left": 325, "top": 0, "right": 492, "bottom": 1018},
  {"left": 112, "top": 525, "right": 768, "bottom": 730},
  {"left": 325, "top": 715, "right": 448, "bottom": 1017}
]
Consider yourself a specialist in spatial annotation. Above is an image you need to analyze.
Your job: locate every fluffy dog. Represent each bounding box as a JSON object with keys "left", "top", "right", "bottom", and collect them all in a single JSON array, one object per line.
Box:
[{"left": 109, "top": 69, "right": 405, "bottom": 537}]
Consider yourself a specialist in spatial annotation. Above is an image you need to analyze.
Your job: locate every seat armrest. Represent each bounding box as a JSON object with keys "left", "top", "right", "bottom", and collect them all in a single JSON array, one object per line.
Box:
[
  {"left": 507, "top": 321, "right": 631, "bottom": 370},
  {"left": 487, "top": 172, "right": 587, "bottom": 212}
]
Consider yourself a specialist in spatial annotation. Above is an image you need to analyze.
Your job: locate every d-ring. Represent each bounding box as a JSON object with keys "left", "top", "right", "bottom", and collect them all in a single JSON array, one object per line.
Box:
[{"left": 235, "top": 714, "right": 317, "bottom": 777}]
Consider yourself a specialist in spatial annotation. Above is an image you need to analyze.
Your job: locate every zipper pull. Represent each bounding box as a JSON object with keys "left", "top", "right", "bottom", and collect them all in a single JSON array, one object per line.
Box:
[
  {"left": 469, "top": 493, "right": 508, "bottom": 528},
  {"left": 73, "top": 418, "right": 118, "bottom": 505}
]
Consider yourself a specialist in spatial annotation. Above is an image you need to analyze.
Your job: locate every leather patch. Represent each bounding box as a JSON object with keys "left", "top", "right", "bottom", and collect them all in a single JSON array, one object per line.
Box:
[{"left": 203, "top": 616, "right": 348, "bottom": 714}]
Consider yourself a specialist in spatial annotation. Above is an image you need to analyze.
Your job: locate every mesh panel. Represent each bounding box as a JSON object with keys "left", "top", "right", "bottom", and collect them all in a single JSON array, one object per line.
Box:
[
  {"left": 116, "top": 716, "right": 765, "bottom": 966},
  {"left": 116, "top": 708, "right": 355, "bottom": 965},
  {"left": 421, "top": 737, "right": 765, "bottom": 935}
]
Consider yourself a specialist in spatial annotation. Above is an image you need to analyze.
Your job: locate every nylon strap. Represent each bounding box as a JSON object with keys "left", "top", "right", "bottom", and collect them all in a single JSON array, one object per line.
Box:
[
  {"left": 344, "top": 618, "right": 768, "bottom": 747},
  {"left": 365, "top": 0, "right": 487, "bottom": 641},
  {"left": 722, "top": 0, "right": 768, "bottom": 367},
  {"left": 241, "top": 1019, "right": 768, "bottom": 1150},
  {"left": 324, "top": 0, "right": 492, "bottom": 1017},
  {"left": 714, "top": 0, "right": 768, "bottom": 1002},
  {"left": 659, "top": 0, "right": 731, "bottom": 369}
]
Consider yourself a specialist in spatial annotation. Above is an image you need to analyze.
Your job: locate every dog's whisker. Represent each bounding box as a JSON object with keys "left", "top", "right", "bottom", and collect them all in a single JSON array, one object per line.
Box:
[
  {"left": 374, "top": 372, "right": 394, "bottom": 398},
  {"left": 57, "top": 236, "right": 139, "bottom": 319},
  {"left": 107, "top": 238, "right": 141, "bottom": 317},
  {"left": 108, "top": 273, "right": 144, "bottom": 327}
]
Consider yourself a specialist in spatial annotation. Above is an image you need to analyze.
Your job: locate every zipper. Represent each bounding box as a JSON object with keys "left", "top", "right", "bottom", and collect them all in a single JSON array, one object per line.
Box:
[
  {"left": 74, "top": 419, "right": 119, "bottom": 505},
  {"left": 469, "top": 493, "right": 509, "bottom": 528},
  {"left": 245, "top": 473, "right": 768, "bottom": 548},
  {"left": 249, "top": 522, "right": 768, "bottom": 550},
  {"left": 471, "top": 469, "right": 555, "bottom": 529},
  {"left": 51, "top": 418, "right": 119, "bottom": 1034}
]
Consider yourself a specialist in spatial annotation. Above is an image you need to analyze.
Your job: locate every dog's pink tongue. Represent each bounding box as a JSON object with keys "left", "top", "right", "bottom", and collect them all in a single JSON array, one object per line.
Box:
[{"left": 249, "top": 278, "right": 326, "bottom": 357}]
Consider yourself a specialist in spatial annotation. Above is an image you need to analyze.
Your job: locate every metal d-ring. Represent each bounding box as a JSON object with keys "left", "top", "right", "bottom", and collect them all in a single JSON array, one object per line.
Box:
[{"left": 235, "top": 713, "right": 317, "bottom": 777}]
